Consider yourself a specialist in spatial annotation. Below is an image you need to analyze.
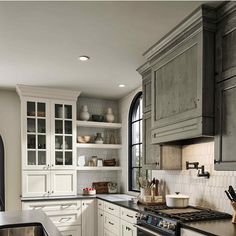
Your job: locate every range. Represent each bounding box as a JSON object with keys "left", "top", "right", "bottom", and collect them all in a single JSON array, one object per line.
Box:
[{"left": 136, "top": 205, "right": 231, "bottom": 236}]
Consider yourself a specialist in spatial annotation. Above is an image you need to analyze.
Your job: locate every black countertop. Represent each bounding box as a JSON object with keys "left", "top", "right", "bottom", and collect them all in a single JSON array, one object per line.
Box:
[
  {"left": 0, "top": 210, "right": 61, "bottom": 236},
  {"left": 182, "top": 219, "right": 236, "bottom": 236},
  {"left": 21, "top": 194, "right": 236, "bottom": 236}
]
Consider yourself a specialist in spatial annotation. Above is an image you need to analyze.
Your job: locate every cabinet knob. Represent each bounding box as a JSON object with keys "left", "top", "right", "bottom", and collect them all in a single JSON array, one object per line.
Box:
[
  {"left": 51, "top": 190, "right": 54, "bottom": 194},
  {"left": 214, "top": 159, "right": 220, "bottom": 164}
]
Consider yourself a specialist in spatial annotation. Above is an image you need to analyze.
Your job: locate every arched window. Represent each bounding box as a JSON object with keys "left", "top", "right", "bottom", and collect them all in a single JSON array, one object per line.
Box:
[{"left": 128, "top": 92, "right": 143, "bottom": 192}]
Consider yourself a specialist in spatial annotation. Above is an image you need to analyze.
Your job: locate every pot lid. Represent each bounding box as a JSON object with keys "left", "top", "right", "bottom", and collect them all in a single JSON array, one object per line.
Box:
[{"left": 166, "top": 194, "right": 189, "bottom": 199}]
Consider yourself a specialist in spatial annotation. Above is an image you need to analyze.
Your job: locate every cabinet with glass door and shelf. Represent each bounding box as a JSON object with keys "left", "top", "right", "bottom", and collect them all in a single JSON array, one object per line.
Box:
[{"left": 17, "top": 85, "right": 80, "bottom": 197}]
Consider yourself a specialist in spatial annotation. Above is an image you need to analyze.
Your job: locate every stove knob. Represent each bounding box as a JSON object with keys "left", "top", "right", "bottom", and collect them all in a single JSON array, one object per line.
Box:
[
  {"left": 163, "top": 221, "right": 168, "bottom": 228},
  {"left": 168, "top": 223, "right": 176, "bottom": 230},
  {"left": 159, "top": 221, "right": 164, "bottom": 227}
]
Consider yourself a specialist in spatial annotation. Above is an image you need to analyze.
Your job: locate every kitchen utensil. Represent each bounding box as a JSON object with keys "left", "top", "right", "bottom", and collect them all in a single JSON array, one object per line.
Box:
[
  {"left": 229, "top": 186, "right": 236, "bottom": 201},
  {"left": 231, "top": 202, "right": 236, "bottom": 223},
  {"left": 166, "top": 192, "right": 189, "bottom": 208},
  {"left": 225, "top": 190, "right": 233, "bottom": 201},
  {"left": 108, "top": 182, "right": 118, "bottom": 193},
  {"left": 155, "top": 179, "right": 159, "bottom": 196}
]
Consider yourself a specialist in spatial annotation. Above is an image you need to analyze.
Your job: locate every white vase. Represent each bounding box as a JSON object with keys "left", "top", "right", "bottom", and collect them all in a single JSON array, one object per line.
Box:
[
  {"left": 79, "top": 105, "right": 90, "bottom": 121},
  {"left": 105, "top": 108, "right": 115, "bottom": 123}
]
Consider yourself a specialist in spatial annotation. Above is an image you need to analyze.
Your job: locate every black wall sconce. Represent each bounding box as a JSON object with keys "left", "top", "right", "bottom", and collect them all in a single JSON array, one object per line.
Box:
[{"left": 186, "top": 161, "right": 210, "bottom": 179}]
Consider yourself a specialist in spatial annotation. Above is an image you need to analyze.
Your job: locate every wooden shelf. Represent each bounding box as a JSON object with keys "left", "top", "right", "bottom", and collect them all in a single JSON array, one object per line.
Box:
[
  {"left": 76, "top": 166, "right": 122, "bottom": 171},
  {"left": 77, "top": 120, "right": 122, "bottom": 129},
  {"left": 76, "top": 143, "right": 122, "bottom": 149}
]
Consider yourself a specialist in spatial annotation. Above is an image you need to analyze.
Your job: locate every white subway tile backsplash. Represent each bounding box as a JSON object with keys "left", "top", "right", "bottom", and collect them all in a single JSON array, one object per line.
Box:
[{"left": 152, "top": 141, "right": 236, "bottom": 214}]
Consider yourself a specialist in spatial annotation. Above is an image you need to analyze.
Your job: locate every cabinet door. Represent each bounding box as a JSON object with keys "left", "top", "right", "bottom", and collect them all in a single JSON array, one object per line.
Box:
[
  {"left": 22, "top": 171, "right": 50, "bottom": 197},
  {"left": 82, "top": 200, "right": 95, "bottom": 236},
  {"left": 143, "top": 112, "right": 161, "bottom": 170},
  {"left": 51, "top": 101, "right": 76, "bottom": 169},
  {"left": 50, "top": 171, "right": 76, "bottom": 196},
  {"left": 215, "top": 9, "right": 236, "bottom": 82},
  {"left": 104, "top": 229, "right": 116, "bottom": 236},
  {"left": 98, "top": 209, "right": 104, "bottom": 236},
  {"left": 59, "top": 226, "right": 81, "bottom": 236},
  {"left": 22, "top": 99, "right": 50, "bottom": 170},
  {"left": 120, "top": 220, "right": 137, "bottom": 236},
  {"left": 151, "top": 31, "right": 214, "bottom": 143},
  {"left": 215, "top": 77, "right": 236, "bottom": 170},
  {"left": 142, "top": 72, "right": 151, "bottom": 113}
]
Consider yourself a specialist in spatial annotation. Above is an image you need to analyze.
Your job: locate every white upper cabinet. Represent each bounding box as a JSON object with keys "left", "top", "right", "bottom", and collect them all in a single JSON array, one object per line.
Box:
[{"left": 17, "top": 85, "right": 80, "bottom": 197}]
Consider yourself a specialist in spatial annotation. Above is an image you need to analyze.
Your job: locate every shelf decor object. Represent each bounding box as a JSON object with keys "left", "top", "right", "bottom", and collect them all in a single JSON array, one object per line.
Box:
[
  {"left": 79, "top": 105, "right": 90, "bottom": 121},
  {"left": 105, "top": 107, "right": 115, "bottom": 123}
]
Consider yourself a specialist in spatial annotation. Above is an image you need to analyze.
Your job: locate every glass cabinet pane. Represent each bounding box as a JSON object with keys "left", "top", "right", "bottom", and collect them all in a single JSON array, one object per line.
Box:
[
  {"left": 27, "top": 135, "right": 36, "bottom": 149},
  {"left": 37, "top": 103, "right": 46, "bottom": 117},
  {"left": 55, "top": 120, "right": 63, "bottom": 134},
  {"left": 65, "top": 152, "right": 72, "bottom": 165},
  {"left": 38, "top": 119, "right": 46, "bottom": 133},
  {"left": 38, "top": 135, "right": 46, "bottom": 149},
  {"left": 65, "top": 136, "right": 72, "bottom": 150},
  {"left": 55, "top": 104, "right": 63, "bottom": 118},
  {"left": 28, "top": 151, "right": 36, "bottom": 165},
  {"left": 27, "top": 102, "right": 35, "bottom": 116},
  {"left": 65, "top": 121, "right": 72, "bottom": 134},
  {"left": 65, "top": 105, "right": 72, "bottom": 119},
  {"left": 55, "top": 136, "right": 63, "bottom": 149},
  {"left": 55, "top": 152, "right": 63, "bottom": 165},
  {"left": 27, "top": 118, "right": 35, "bottom": 133},
  {"left": 38, "top": 151, "right": 46, "bottom": 165}
]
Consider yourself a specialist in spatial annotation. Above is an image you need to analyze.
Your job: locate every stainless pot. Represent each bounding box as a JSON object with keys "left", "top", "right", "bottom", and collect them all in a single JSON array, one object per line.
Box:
[{"left": 166, "top": 193, "right": 189, "bottom": 208}]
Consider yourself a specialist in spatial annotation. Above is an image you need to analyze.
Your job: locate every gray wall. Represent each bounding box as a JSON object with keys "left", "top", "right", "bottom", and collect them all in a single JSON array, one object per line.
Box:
[{"left": 0, "top": 90, "right": 21, "bottom": 210}]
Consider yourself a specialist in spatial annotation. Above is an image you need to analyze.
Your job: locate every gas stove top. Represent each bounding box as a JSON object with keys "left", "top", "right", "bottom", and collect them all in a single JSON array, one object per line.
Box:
[
  {"left": 144, "top": 205, "right": 232, "bottom": 222},
  {"left": 136, "top": 205, "right": 231, "bottom": 236}
]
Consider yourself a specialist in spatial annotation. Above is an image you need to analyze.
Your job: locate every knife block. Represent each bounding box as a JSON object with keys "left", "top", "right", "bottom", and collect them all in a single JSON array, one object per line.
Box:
[{"left": 231, "top": 202, "right": 236, "bottom": 223}]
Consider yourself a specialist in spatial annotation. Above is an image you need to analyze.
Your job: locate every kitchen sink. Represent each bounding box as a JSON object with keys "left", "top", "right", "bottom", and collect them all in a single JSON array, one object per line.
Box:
[{"left": 0, "top": 225, "right": 48, "bottom": 236}]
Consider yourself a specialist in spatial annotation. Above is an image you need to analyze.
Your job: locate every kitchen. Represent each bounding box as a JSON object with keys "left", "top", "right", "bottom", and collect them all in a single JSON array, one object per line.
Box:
[{"left": 0, "top": 1, "right": 236, "bottom": 236}]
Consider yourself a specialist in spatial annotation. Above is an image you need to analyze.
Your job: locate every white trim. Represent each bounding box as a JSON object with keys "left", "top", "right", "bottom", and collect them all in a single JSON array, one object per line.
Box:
[{"left": 16, "top": 84, "right": 81, "bottom": 101}]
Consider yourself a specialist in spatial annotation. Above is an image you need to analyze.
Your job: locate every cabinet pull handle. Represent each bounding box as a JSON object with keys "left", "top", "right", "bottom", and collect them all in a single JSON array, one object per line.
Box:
[
  {"left": 100, "top": 214, "right": 103, "bottom": 216},
  {"left": 126, "top": 226, "right": 131, "bottom": 231},
  {"left": 109, "top": 221, "right": 114, "bottom": 225},
  {"left": 61, "top": 204, "right": 72, "bottom": 209},
  {"left": 108, "top": 207, "right": 114, "bottom": 211},
  {"left": 59, "top": 217, "right": 72, "bottom": 223},
  {"left": 126, "top": 214, "right": 133, "bottom": 218},
  {"left": 47, "top": 191, "right": 50, "bottom": 194},
  {"left": 33, "top": 206, "right": 43, "bottom": 210}
]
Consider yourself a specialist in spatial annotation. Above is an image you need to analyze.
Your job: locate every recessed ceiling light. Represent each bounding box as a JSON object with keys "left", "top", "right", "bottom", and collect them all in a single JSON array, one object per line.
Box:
[
  {"left": 79, "top": 55, "right": 90, "bottom": 61},
  {"left": 118, "top": 84, "right": 125, "bottom": 88}
]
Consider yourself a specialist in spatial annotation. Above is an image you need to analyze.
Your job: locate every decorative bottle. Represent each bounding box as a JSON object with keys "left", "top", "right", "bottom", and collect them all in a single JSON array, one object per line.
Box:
[
  {"left": 79, "top": 105, "right": 90, "bottom": 121},
  {"left": 105, "top": 108, "right": 115, "bottom": 123}
]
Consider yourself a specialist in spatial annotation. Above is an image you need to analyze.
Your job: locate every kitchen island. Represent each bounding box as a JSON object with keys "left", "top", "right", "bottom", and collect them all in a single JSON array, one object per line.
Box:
[{"left": 0, "top": 210, "right": 62, "bottom": 236}]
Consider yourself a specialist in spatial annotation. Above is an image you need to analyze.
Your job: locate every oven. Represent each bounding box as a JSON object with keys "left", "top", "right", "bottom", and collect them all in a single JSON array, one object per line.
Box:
[
  {"left": 136, "top": 224, "right": 166, "bottom": 236},
  {"left": 135, "top": 212, "right": 178, "bottom": 236}
]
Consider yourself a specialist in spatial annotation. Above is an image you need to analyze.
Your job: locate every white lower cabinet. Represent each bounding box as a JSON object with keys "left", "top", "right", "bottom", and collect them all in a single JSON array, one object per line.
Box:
[
  {"left": 81, "top": 200, "right": 95, "bottom": 236},
  {"left": 58, "top": 226, "right": 81, "bottom": 236},
  {"left": 98, "top": 209, "right": 104, "bottom": 236},
  {"left": 97, "top": 200, "right": 138, "bottom": 236},
  {"left": 120, "top": 220, "right": 137, "bottom": 236},
  {"left": 104, "top": 229, "right": 116, "bottom": 236}
]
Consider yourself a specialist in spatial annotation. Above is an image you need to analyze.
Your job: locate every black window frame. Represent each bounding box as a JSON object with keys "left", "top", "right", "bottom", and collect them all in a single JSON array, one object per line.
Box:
[{"left": 128, "top": 91, "right": 143, "bottom": 192}]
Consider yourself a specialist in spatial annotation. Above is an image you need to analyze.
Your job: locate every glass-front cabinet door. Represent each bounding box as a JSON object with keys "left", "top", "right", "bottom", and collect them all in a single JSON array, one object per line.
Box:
[
  {"left": 51, "top": 101, "right": 76, "bottom": 169},
  {"left": 23, "top": 99, "right": 50, "bottom": 169}
]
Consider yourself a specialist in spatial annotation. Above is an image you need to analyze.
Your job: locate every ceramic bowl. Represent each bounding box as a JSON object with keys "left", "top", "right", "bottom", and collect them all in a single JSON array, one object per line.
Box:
[
  {"left": 77, "top": 136, "right": 91, "bottom": 143},
  {"left": 92, "top": 115, "right": 104, "bottom": 122}
]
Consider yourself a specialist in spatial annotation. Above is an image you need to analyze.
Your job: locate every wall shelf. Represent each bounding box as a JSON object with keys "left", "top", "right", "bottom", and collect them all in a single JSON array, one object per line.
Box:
[
  {"left": 76, "top": 143, "right": 122, "bottom": 149},
  {"left": 77, "top": 120, "right": 122, "bottom": 129},
  {"left": 76, "top": 166, "right": 122, "bottom": 171}
]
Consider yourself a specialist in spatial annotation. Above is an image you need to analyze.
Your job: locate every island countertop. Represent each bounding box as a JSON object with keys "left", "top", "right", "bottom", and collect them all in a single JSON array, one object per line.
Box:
[{"left": 0, "top": 210, "right": 62, "bottom": 236}]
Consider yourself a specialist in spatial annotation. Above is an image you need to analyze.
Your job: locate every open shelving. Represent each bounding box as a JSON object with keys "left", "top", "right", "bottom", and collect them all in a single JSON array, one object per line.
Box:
[
  {"left": 77, "top": 120, "right": 122, "bottom": 129},
  {"left": 76, "top": 143, "right": 122, "bottom": 149},
  {"left": 76, "top": 166, "right": 122, "bottom": 171}
]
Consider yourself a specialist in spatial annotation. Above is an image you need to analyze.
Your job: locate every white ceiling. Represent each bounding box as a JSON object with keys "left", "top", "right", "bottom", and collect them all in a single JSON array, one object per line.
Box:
[{"left": 0, "top": 1, "right": 214, "bottom": 99}]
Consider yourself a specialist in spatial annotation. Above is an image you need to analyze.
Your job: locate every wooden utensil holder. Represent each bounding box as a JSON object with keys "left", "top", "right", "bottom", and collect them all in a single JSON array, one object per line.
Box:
[{"left": 231, "top": 202, "right": 236, "bottom": 223}]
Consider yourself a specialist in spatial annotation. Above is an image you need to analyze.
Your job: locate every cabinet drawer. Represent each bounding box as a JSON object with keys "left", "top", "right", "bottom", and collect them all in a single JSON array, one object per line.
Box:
[
  {"left": 46, "top": 210, "right": 81, "bottom": 226},
  {"left": 22, "top": 200, "right": 81, "bottom": 212},
  {"left": 120, "top": 207, "right": 138, "bottom": 224},
  {"left": 104, "top": 212, "right": 120, "bottom": 236},
  {"left": 97, "top": 199, "right": 104, "bottom": 210},
  {"left": 58, "top": 225, "right": 81, "bottom": 236},
  {"left": 104, "top": 202, "right": 120, "bottom": 216}
]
